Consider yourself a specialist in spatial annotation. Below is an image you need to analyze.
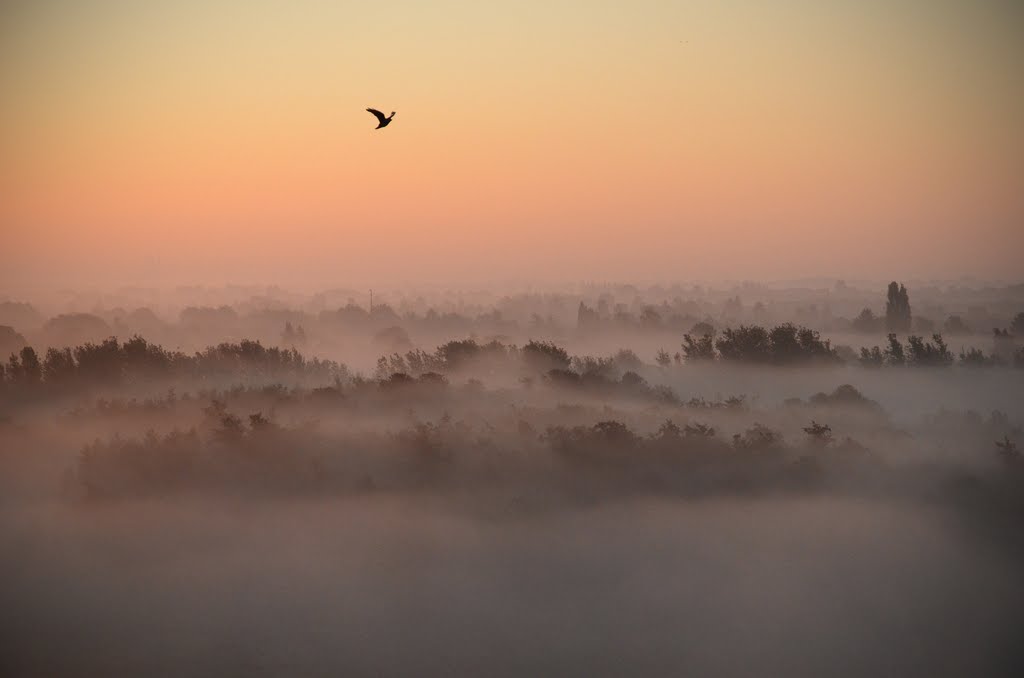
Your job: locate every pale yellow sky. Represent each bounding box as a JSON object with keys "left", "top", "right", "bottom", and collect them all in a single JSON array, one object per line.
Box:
[{"left": 1, "top": 0, "right": 1022, "bottom": 290}]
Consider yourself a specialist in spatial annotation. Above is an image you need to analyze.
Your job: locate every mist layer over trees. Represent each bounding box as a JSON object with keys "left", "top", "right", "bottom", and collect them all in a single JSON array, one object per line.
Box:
[{"left": 2, "top": 280, "right": 1023, "bottom": 676}]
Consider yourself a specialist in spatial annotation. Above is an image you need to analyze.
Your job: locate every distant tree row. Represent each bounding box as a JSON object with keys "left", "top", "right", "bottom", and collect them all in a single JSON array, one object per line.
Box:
[
  {"left": 76, "top": 407, "right": 874, "bottom": 499},
  {"left": 577, "top": 300, "right": 709, "bottom": 333},
  {"left": 670, "top": 321, "right": 1022, "bottom": 368},
  {"left": 859, "top": 331, "right": 1024, "bottom": 367},
  {"left": 0, "top": 336, "right": 347, "bottom": 394},
  {"left": 857, "top": 333, "right": 952, "bottom": 367},
  {"left": 375, "top": 338, "right": 642, "bottom": 379},
  {"left": 851, "top": 281, "right": 1024, "bottom": 339}
]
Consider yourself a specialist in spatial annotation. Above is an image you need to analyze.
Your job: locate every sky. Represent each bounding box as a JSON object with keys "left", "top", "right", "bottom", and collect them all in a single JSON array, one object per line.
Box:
[{"left": 1, "top": 0, "right": 1022, "bottom": 291}]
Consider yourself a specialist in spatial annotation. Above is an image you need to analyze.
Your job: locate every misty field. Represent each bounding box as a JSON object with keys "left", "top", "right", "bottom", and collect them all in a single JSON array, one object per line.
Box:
[{"left": 2, "top": 284, "right": 1024, "bottom": 676}]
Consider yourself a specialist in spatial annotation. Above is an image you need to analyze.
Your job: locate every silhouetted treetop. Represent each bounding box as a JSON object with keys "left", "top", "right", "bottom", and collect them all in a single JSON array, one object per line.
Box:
[
  {"left": 711, "top": 324, "right": 840, "bottom": 365},
  {"left": 885, "top": 282, "right": 912, "bottom": 333}
]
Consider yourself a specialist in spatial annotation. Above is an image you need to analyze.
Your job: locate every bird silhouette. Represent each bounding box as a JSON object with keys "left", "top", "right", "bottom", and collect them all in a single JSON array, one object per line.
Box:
[{"left": 366, "top": 108, "right": 395, "bottom": 129}]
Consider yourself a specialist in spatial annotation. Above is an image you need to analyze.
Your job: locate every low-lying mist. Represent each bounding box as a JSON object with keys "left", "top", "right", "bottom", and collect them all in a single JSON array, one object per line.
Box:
[
  {"left": 1, "top": 319, "right": 1023, "bottom": 676},
  {"left": 4, "top": 497, "right": 1022, "bottom": 677}
]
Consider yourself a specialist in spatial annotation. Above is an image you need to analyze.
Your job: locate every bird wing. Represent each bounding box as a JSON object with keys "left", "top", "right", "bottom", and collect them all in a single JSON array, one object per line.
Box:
[{"left": 366, "top": 108, "right": 387, "bottom": 124}]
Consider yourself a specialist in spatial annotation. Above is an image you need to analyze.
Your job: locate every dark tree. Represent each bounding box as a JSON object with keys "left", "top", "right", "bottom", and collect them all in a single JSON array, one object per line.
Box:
[
  {"left": 885, "top": 282, "right": 911, "bottom": 333},
  {"left": 906, "top": 334, "right": 953, "bottom": 366},
  {"left": 682, "top": 332, "right": 716, "bottom": 361},
  {"left": 690, "top": 321, "right": 715, "bottom": 337},
  {"left": 43, "top": 347, "right": 76, "bottom": 384},
  {"left": 523, "top": 340, "right": 571, "bottom": 372},
  {"left": 591, "top": 420, "right": 637, "bottom": 445},
  {"left": 715, "top": 325, "right": 771, "bottom": 363},
  {"left": 767, "top": 324, "right": 840, "bottom": 364},
  {"left": 612, "top": 348, "right": 643, "bottom": 371},
  {"left": 1011, "top": 312, "right": 1024, "bottom": 334},
  {"left": 859, "top": 346, "right": 885, "bottom": 367},
  {"left": 6, "top": 346, "right": 42, "bottom": 386},
  {"left": 249, "top": 411, "right": 273, "bottom": 431},
  {"left": 884, "top": 333, "right": 905, "bottom": 366},
  {"left": 654, "top": 419, "right": 682, "bottom": 440},
  {"left": 22, "top": 346, "right": 41, "bottom": 384},
  {"left": 959, "top": 347, "right": 998, "bottom": 367},
  {"left": 684, "top": 422, "right": 716, "bottom": 438},
  {"left": 803, "top": 420, "right": 833, "bottom": 445},
  {"left": 436, "top": 339, "right": 482, "bottom": 371},
  {"left": 709, "top": 324, "right": 838, "bottom": 365}
]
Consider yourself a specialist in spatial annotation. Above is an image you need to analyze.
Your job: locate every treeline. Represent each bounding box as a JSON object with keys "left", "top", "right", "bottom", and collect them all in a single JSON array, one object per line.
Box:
[
  {"left": 375, "top": 338, "right": 644, "bottom": 376},
  {"left": 673, "top": 323, "right": 1022, "bottom": 367},
  {"left": 70, "top": 404, "right": 1023, "bottom": 503},
  {"left": 373, "top": 327, "right": 844, "bottom": 379},
  {"left": 374, "top": 339, "right": 676, "bottom": 403},
  {"left": 857, "top": 331, "right": 1024, "bottom": 368},
  {"left": 0, "top": 336, "right": 348, "bottom": 393},
  {"left": 680, "top": 323, "right": 841, "bottom": 364},
  {"left": 71, "top": 406, "right": 859, "bottom": 500},
  {"left": 3, "top": 324, "right": 1021, "bottom": 406}
]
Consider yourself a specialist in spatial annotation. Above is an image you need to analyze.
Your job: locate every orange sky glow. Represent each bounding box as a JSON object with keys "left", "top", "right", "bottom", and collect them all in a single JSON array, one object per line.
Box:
[{"left": 1, "top": 0, "right": 1022, "bottom": 291}]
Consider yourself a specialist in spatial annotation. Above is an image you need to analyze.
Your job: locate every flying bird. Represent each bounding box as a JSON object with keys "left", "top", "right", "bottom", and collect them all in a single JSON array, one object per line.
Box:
[{"left": 366, "top": 108, "right": 395, "bottom": 129}]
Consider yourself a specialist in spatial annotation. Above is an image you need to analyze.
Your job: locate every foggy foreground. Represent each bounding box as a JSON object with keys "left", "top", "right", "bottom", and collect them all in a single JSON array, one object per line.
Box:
[
  {"left": 3, "top": 498, "right": 1021, "bottom": 677},
  {"left": 2, "top": 294, "right": 1024, "bottom": 675}
]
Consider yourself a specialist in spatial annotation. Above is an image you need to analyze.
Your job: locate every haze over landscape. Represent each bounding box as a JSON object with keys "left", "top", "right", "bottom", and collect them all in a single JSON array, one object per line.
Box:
[{"left": 2, "top": 1, "right": 1024, "bottom": 676}]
